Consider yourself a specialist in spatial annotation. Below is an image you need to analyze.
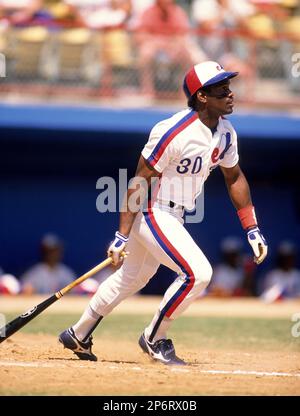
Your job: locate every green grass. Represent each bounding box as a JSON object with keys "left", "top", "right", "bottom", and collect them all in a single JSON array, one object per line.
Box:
[{"left": 5, "top": 312, "right": 300, "bottom": 352}]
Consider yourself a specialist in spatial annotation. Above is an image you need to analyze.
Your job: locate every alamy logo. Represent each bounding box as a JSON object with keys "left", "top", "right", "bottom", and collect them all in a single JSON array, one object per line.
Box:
[
  {"left": 0, "top": 53, "right": 6, "bottom": 77},
  {"left": 0, "top": 313, "right": 6, "bottom": 337},
  {"left": 96, "top": 169, "right": 205, "bottom": 224},
  {"left": 291, "top": 53, "right": 300, "bottom": 78},
  {"left": 291, "top": 312, "right": 300, "bottom": 338}
]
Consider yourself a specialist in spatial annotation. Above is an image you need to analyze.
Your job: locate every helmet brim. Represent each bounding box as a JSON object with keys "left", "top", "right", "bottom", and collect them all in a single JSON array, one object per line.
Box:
[{"left": 202, "top": 71, "right": 239, "bottom": 88}]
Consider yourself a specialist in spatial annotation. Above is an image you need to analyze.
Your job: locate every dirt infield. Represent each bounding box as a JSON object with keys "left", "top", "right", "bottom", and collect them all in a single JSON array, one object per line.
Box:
[
  {"left": 1, "top": 334, "right": 300, "bottom": 396},
  {"left": 1, "top": 296, "right": 300, "bottom": 396}
]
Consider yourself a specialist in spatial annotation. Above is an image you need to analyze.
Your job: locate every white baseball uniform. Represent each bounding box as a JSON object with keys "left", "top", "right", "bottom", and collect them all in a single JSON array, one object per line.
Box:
[{"left": 90, "top": 108, "right": 239, "bottom": 342}]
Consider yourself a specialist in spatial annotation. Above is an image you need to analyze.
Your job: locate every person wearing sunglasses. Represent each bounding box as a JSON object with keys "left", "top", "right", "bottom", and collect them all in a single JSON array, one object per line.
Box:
[{"left": 59, "top": 61, "right": 268, "bottom": 365}]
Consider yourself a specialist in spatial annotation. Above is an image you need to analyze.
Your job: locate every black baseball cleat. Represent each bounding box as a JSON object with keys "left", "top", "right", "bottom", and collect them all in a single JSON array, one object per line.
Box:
[
  {"left": 59, "top": 327, "right": 97, "bottom": 361},
  {"left": 139, "top": 332, "right": 186, "bottom": 365}
]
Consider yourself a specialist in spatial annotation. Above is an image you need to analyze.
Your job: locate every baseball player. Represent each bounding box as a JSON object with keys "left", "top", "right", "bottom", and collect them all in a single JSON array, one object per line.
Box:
[{"left": 59, "top": 61, "right": 268, "bottom": 365}]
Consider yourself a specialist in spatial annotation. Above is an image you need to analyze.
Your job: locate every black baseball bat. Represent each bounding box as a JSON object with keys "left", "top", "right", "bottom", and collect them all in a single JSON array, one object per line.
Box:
[
  {"left": 0, "top": 294, "right": 59, "bottom": 343},
  {"left": 0, "top": 256, "right": 115, "bottom": 343}
]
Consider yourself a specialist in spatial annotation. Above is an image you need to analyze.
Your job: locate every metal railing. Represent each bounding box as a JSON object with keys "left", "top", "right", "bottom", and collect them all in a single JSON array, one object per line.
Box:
[{"left": 0, "top": 25, "right": 299, "bottom": 108}]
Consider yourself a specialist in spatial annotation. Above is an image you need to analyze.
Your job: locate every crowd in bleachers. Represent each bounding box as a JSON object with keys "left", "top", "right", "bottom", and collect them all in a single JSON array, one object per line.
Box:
[
  {"left": 0, "top": 232, "right": 299, "bottom": 302},
  {"left": 0, "top": 0, "right": 299, "bottom": 100},
  {"left": 0, "top": 1, "right": 299, "bottom": 34}
]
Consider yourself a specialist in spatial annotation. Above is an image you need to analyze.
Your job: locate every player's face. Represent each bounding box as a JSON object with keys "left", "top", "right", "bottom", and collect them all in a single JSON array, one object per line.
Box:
[{"left": 204, "top": 80, "right": 234, "bottom": 115}]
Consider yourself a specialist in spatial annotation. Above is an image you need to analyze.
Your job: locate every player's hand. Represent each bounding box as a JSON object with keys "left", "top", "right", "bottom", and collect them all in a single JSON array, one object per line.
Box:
[
  {"left": 107, "top": 231, "right": 129, "bottom": 265},
  {"left": 247, "top": 227, "right": 268, "bottom": 264}
]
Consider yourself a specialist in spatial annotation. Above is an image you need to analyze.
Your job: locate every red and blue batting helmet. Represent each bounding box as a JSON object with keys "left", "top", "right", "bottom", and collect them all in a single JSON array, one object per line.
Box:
[{"left": 183, "top": 61, "right": 239, "bottom": 99}]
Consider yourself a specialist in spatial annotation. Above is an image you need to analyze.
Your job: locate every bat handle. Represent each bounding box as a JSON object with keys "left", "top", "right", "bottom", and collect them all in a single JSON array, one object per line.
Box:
[
  {"left": 57, "top": 252, "right": 127, "bottom": 297},
  {"left": 0, "top": 252, "right": 126, "bottom": 344}
]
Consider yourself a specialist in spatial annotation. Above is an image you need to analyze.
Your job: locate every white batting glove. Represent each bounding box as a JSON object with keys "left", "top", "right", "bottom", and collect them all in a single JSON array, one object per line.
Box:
[
  {"left": 107, "top": 231, "right": 129, "bottom": 265},
  {"left": 247, "top": 227, "right": 268, "bottom": 265}
]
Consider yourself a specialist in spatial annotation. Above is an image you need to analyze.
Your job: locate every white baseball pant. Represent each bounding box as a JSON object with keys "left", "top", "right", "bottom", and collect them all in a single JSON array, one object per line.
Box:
[{"left": 89, "top": 202, "right": 212, "bottom": 342}]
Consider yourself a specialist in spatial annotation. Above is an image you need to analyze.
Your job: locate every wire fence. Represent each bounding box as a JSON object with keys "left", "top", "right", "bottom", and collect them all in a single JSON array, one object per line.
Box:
[{"left": 0, "top": 26, "right": 299, "bottom": 108}]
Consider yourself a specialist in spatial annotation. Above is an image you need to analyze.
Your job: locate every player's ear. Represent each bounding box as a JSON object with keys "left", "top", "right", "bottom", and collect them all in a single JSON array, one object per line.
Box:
[{"left": 197, "top": 90, "right": 207, "bottom": 104}]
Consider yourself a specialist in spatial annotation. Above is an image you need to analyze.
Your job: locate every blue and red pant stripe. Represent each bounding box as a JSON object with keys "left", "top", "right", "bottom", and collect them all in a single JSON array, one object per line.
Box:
[{"left": 144, "top": 206, "right": 195, "bottom": 342}]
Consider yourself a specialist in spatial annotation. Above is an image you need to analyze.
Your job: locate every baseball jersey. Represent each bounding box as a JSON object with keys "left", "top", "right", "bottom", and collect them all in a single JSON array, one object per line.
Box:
[{"left": 142, "top": 109, "right": 239, "bottom": 210}]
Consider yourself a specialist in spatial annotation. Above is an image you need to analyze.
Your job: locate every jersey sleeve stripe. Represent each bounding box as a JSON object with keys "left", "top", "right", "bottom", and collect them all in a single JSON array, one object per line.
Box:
[{"left": 147, "top": 110, "right": 198, "bottom": 168}]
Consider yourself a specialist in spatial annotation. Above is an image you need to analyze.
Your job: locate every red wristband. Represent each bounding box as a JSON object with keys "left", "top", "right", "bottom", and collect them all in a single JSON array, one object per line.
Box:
[{"left": 237, "top": 205, "right": 257, "bottom": 230}]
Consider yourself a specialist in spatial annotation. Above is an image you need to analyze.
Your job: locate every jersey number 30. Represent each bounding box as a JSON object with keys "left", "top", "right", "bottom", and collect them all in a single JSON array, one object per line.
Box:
[{"left": 176, "top": 157, "right": 202, "bottom": 174}]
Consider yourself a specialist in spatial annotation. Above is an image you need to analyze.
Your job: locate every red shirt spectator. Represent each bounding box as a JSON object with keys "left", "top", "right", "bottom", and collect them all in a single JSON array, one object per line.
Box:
[
  {"left": 136, "top": 0, "right": 189, "bottom": 36},
  {"left": 134, "top": 0, "right": 206, "bottom": 97}
]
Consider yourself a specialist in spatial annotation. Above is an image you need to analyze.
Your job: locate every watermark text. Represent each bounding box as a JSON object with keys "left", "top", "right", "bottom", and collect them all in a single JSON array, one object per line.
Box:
[
  {"left": 291, "top": 53, "right": 300, "bottom": 78},
  {"left": 96, "top": 170, "right": 205, "bottom": 223},
  {"left": 291, "top": 312, "right": 300, "bottom": 338},
  {"left": 0, "top": 52, "right": 6, "bottom": 77}
]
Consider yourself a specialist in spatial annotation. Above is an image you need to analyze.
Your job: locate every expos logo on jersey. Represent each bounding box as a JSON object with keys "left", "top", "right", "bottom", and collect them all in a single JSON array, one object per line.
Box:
[
  {"left": 210, "top": 131, "right": 232, "bottom": 171},
  {"left": 176, "top": 131, "right": 232, "bottom": 174}
]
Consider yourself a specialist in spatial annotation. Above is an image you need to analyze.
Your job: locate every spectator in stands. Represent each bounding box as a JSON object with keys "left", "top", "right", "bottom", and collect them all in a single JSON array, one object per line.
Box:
[
  {"left": 246, "top": 1, "right": 291, "bottom": 39},
  {"left": 128, "top": 0, "right": 154, "bottom": 29},
  {"left": 0, "top": 0, "right": 44, "bottom": 26},
  {"left": 241, "top": 1, "right": 300, "bottom": 95},
  {"left": 63, "top": 0, "right": 132, "bottom": 30},
  {"left": 21, "top": 233, "right": 76, "bottom": 294},
  {"left": 134, "top": 0, "right": 207, "bottom": 97},
  {"left": 260, "top": 241, "right": 300, "bottom": 302},
  {"left": 208, "top": 236, "right": 256, "bottom": 297},
  {"left": 63, "top": 0, "right": 133, "bottom": 76},
  {"left": 191, "top": 0, "right": 255, "bottom": 79}
]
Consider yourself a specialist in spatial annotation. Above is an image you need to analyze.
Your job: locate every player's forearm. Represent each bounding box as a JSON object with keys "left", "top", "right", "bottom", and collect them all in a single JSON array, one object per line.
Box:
[
  {"left": 118, "top": 156, "right": 159, "bottom": 237},
  {"left": 119, "top": 204, "right": 139, "bottom": 238},
  {"left": 222, "top": 164, "right": 252, "bottom": 210},
  {"left": 118, "top": 181, "right": 148, "bottom": 237},
  {"left": 226, "top": 171, "right": 252, "bottom": 210},
  {"left": 224, "top": 168, "right": 260, "bottom": 231}
]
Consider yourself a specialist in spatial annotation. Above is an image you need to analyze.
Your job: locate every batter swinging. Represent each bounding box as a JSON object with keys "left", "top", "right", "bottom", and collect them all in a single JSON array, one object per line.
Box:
[{"left": 59, "top": 61, "right": 268, "bottom": 365}]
